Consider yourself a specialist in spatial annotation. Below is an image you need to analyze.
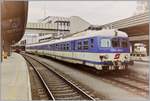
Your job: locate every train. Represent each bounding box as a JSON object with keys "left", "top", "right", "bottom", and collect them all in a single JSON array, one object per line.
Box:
[
  {"left": 130, "top": 43, "right": 147, "bottom": 61},
  {"left": 12, "top": 45, "right": 25, "bottom": 53},
  {"left": 26, "top": 29, "right": 131, "bottom": 71}
]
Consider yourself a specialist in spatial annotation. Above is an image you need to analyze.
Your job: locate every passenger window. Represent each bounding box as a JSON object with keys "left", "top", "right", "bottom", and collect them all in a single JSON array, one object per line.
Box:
[
  {"left": 91, "top": 39, "right": 94, "bottom": 48},
  {"left": 61, "top": 44, "right": 63, "bottom": 50},
  {"left": 63, "top": 44, "right": 66, "bottom": 50},
  {"left": 83, "top": 40, "right": 88, "bottom": 50},
  {"left": 58, "top": 44, "right": 60, "bottom": 50},
  {"left": 141, "top": 54, "right": 145, "bottom": 57},
  {"left": 53, "top": 44, "right": 55, "bottom": 50},
  {"left": 101, "top": 39, "right": 111, "bottom": 47},
  {"left": 78, "top": 41, "right": 82, "bottom": 50},
  {"left": 66, "top": 43, "right": 69, "bottom": 50},
  {"left": 56, "top": 44, "right": 58, "bottom": 50}
]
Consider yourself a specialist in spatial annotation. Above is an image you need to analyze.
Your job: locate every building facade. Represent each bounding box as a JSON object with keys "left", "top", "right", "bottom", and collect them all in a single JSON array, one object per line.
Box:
[{"left": 23, "top": 16, "right": 91, "bottom": 44}]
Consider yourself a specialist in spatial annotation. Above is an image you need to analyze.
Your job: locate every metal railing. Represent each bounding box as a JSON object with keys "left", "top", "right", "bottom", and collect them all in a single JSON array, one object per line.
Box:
[{"left": 26, "top": 22, "right": 70, "bottom": 30}]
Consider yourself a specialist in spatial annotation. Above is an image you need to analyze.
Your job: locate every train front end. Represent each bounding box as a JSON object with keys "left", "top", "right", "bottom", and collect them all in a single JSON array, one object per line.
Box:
[{"left": 97, "top": 30, "right": 131, "bottom": 70}]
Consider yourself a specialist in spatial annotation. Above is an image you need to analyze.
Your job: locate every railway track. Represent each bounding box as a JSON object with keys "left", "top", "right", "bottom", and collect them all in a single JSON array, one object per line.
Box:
[
  {"left": 24, "top": 53, "right": 149, "bottom": 99},
  {"left": 24, "top": 55, "right": 96, "bottom": 100},
  {"left": 26, "top": 62, "right": 50, "bottom": 100},
  {"left": 101, "top": 75, "right": 149, "bottom": 98}
]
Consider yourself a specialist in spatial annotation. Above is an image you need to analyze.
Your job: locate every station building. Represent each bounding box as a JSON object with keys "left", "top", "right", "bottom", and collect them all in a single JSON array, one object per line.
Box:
[{"left": 20, "top": 16, "right": 91, "bottom": 44}]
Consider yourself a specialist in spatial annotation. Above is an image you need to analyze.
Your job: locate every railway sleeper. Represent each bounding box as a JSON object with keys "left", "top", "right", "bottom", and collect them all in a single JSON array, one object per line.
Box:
[
  {"left": 49, "top": 86, "right": 72, "bottom": 90},
  {"left": 47, "top": 83, "right": 68, "bottom": 86},
  {"left": 56, "top": 95, "right": 83, "bottom": 100},
  {"left": 53, "top": 91, "right": 78, "bottom": 96},
  {"left": 48, "top": 85, "right": 71, "bottom": 89},
  {"left": 51, "top": 89, "right": 74, "bottom": 92}
]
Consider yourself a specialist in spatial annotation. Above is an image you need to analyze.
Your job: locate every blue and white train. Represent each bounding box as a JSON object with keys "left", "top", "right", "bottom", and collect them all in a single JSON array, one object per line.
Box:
[{"left": 26, "top": 29, "right": 131, "bottom": 70}]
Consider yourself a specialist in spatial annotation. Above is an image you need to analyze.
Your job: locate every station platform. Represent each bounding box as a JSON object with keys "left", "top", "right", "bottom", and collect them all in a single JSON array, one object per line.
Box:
[
  {"left": 1, "top": 52, "right": 31, "bottom": 100},
  {"left": 131, "top": 56, "right": 149, "bottom": 62},
  {"left": 128, "top": 61, "right": 149, "bottom": 80}
]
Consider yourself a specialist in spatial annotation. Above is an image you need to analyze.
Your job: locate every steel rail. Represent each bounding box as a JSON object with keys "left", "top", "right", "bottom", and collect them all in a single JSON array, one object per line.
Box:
[
  {"left": 24, "top": 54, "right": 96, "bottom": 101},
  {"left": 24, "top": 56, "right": 55, "bottom": 100}
]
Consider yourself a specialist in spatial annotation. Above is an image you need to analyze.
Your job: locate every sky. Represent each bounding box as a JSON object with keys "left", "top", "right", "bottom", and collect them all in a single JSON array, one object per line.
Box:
[{"left": 28, "top": 1, "right": 137, "bottom": 25}]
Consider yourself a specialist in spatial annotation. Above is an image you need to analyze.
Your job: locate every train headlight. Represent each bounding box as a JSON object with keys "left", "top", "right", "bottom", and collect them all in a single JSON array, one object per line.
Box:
[
  {"left": 124, "top": 55, "right": 128, "bottom": 59},
  {"left": 100, "top": 55, "right": 108, "bottom": 61},
  {"left": 104, "top": 55, "right": 108, "bottom": 59}
]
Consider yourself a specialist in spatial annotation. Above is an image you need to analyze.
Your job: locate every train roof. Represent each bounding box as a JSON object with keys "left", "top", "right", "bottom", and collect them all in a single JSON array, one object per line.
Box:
[{"left": 26, "top": 29, "right": 128, "bottom": 46}]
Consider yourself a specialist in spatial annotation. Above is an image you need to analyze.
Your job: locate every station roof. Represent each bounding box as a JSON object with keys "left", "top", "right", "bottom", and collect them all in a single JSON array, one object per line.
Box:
[{"left": 120, "top": 23, "right": 149, "bottom": 37}]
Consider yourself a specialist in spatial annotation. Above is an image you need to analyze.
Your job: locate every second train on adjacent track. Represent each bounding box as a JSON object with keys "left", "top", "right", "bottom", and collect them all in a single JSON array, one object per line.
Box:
[{"left": 26, "top": 29, "right": 131, "bottom": 71}]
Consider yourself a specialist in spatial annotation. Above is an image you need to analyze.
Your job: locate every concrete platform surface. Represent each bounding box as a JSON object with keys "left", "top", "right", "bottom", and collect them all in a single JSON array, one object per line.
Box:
[
  {"left": 1, "top": 52, "right": 31, "bottom": 100},
  {"left": 128, "top": 61, "right": 149, "bottom": 80},
  {"left": 131, "top": 56, "right": 149, "bottom": 62}
]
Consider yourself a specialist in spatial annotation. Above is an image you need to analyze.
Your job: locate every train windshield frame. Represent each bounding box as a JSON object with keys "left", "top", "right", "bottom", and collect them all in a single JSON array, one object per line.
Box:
[
  {"left": 111, "top": 38, "right": 120, "bottom": 48},
  {"left": 121, "top": 38, "right": 129, "bottom": 48},
  {"left": 111, "top": 37, "right": 129, "bottom": 48}
]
